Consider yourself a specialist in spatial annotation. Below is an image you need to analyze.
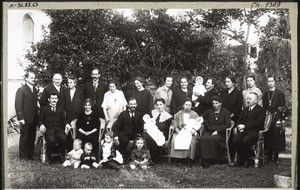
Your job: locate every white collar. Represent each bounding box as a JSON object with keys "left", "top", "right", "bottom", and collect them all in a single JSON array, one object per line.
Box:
[{"left": 152, "top": 109, "right": 172, "bottom": 123}]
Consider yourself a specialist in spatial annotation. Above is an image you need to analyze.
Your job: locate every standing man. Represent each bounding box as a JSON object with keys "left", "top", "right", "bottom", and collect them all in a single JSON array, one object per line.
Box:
[
  {"left": 64, "top": 76, "right": 84, "bottom": 151},
  {"left": 195, "top": 78, "right": 219, "bottom": 115},
  {"left": 39, "top": 73, "right": 66, "bottom": 108},
  {"left": 15, "top": 71, "right": 38, "bottom": 160},
  {"left": 242, "top": 75, "right": 263, "bottom": 108},
  {"left": 83, "top": 68, "right": 108, "bottom": 119},
  {"left": 39, "top": 91, "right": 71, "bottom": 165},
  {"left": 112, "top": 97, "right": 144, "bottom": 157},
  {"left": 170, "top": 77, "right": 192, "bottom": 115},
  {"left": 232, "top": 92, "right": 265, "bottom": 167},
  {"left": 154, "top": 76, "right": 173, "bottom": 113}
]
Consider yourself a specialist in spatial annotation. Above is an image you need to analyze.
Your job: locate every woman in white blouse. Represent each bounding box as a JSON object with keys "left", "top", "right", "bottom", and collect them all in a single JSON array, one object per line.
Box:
[{"left": 102, "top": 80, "right": 127, "bottom": 130}]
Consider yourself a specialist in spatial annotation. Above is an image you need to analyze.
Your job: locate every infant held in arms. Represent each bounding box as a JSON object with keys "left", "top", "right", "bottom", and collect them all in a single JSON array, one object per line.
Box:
[
  {"left": 143, "top": 114, "right": 166, "bottom": 146},
  {"left": 174, "top": 117, "right": 203, "bottom": 150}
]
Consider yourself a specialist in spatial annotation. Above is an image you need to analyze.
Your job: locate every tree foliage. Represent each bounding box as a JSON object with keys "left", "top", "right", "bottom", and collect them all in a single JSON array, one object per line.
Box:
[
  {"left": 25, "top": 9, "right": 290, "bottom": 99},
  {"left": 256, "top": 9, "right": 291, "bottom": 107},
  {"left": 26, "top": 9, "right": 238, "bottom": 94}
]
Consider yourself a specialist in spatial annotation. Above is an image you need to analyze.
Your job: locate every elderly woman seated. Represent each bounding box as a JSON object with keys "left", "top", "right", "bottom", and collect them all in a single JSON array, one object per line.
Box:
[
  {"left": 199, "top": 96, "right": 231, "bottom": 168},
  {"left": 170, "top": 98, "right": 203, "bottom": 166}
]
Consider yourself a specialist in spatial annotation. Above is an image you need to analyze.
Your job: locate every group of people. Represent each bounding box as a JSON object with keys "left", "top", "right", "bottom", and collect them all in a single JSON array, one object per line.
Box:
[{"left": 15, "top": 67, "right": 286, "bottom": 170}]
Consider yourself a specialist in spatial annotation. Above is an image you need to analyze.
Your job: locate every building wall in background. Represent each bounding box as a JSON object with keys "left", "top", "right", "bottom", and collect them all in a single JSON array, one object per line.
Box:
[{"left": 7, "top": 10, "right": 50, "bottom": 120}]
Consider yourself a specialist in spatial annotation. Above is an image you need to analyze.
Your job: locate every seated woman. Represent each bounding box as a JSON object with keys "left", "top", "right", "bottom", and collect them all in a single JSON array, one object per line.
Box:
[
  {"left": 102, "top": 80, "right": 127, "bottom": 131},
  {"left": 199, "top": 96, "right": 231, "bottom": 168},
  {"left": 170, "top": 98, "right": 203, "bottom": 165},
  {"left": 76, "top": 98, "right": 100, "bottom": 154},
  {"left": 144, "top": 98, "right": 172, "bottom": 163}
]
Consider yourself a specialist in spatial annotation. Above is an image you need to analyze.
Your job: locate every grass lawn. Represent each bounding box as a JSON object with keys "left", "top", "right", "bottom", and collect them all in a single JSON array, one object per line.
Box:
[{"left": 6, "top": 144, "right": 291, "bottom": 189}]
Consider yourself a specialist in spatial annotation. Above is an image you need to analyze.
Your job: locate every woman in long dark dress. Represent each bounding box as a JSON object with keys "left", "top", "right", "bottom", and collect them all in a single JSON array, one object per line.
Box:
[
  {"left": 64, "top": 76, "right": 84, "bottom": 152},
  {"left": 144, "top": 98, "right": 172, "bottom": 163},
  {"left": 132, "top": 76, "right": 154, "bottom": 116},
  {"left": 76, "top": 98, "right": 100, "bottom": 154},
  {"left": 219, "top": 76, "right": 243, "bottom": 161},
  {"left": 263, "top": 76, "right": 286, "bottom": 163},
  {"left": 199, "top": 96, "right": 231, "bottom": 168},
  {"left": 219, "top": 76, "right": 243, "bottom": 124}
]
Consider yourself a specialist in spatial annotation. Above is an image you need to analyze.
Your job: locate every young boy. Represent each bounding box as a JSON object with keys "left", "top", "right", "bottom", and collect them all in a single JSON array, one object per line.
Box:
[
  {"left": 79, "top": 142, "right": 99, "bottom": 169},
  {"left": 129, "top": 137, "right": 152, "bottom": 170},
  {"left": 62, "top": 139, "right": 83, "bottom": 169}
]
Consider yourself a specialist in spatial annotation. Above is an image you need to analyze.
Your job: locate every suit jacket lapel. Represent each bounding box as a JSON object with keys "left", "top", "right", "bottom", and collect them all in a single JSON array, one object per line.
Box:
[{"left": 25, "top": 84, "right": 37, "bottom": 102}]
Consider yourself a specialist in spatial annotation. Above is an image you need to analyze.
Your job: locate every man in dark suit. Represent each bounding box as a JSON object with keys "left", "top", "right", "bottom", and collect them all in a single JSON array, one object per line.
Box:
[
  {"left": 39, "top": 73, "right": 66, "bottom": 108},
  {"left": 112, "top": 97, "right": 144, "bottom": 156},
  {"left": 15, "top": 71, "right": 38, "bottom": 160},
  {"left": 38, "top": 91, "right": 71, "bottom": 165},
  {"left": 64, "top": 76, "right": 84, "bottom": 151},
  {"left": 83, "top": 68, "right": 108, "bottom": 119},
  {"left": 195, "top": 78, "right": 219, "bottom": 115},
  {"left": 232, "top": 92, "right": 266, "bottom": 167}
]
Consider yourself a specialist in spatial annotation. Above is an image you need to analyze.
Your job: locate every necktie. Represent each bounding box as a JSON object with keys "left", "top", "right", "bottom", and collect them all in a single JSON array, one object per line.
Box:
[
  {"left": 131, "top": 112, "right": 135, "bottom": 127},
  {"left": 156, "top": 113, "right": 161, "bottom": 124},
  {"left": 93, "top": 82, "right": 97, "bottom": 92},
  {"left": 245, "top": 107, "right": 251, "bottom": 120},
  {"left": 52, "top": 107, "right": 56, "bottom": 112}
]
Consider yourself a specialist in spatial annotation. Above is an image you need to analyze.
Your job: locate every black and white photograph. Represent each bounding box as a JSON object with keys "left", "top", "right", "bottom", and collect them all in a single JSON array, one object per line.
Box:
[{"left": 2, "top": 1, "right": 298, "bottom": 189}]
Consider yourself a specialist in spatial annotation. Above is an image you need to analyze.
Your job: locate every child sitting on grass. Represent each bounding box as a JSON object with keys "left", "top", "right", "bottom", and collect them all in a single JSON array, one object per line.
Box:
[
  {"left": 62, "top": 139, "right": 83, "bottom": 169},
  {"left": 129, "top": 136, "right": 152, "bottom": 170},
  {"left": 79, "top": 142, "right": 99, "bottom": 169},
  {"left": 98, "top": 131, "right": 124, "bottom": 170}
]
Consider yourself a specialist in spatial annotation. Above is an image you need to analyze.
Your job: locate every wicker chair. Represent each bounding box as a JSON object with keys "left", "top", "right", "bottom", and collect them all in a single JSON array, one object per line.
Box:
[
  {"left": 252, "top": 110, "right": 272, "bottom": 167},
  {"left": 227, "top": 110, "right": 273, "bottom": 167},
  {"left": 41, "top": 118, "right": 105, "bottom": 163}
]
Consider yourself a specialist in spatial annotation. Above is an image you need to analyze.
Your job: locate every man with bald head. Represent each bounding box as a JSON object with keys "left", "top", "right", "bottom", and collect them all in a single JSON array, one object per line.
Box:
[
  {"left": 40, "top": 73, "right": 66, "bottom": 108},
  {"left": 231, "top": 92, "right": 265, "bottom": 167}
]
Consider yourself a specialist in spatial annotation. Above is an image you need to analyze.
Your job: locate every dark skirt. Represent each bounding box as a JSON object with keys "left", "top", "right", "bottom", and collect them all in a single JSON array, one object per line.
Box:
[
  {"left": 199, "top": 133, "right": 225, "bottom": 160},
  {"left": 265, "top": 121, "right": 286, "bottom": 152},
  {"left": 144, "top": 132, "right": 165, "bottom": 163}
]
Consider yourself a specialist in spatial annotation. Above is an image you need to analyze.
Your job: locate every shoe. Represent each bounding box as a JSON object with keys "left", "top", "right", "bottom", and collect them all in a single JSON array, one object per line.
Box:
[
  {"left": 44, "top": 160, "right": 50, "bottom": 166},
  {"left": 232, "top": 161, "right": 244, "bottom": 167},
  {"left": 243, "top": 161, "right": 252, "bottom": 168},
  {"left": 201, "top": 159, "right": 209, "bottom": 168},
  {"left": 27, "top": 156, "right": 37, "bottom": 160}
]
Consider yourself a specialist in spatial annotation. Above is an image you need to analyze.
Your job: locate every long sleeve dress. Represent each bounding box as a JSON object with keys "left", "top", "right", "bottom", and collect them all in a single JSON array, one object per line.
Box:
[
  {"left": 76, "top": 111, "right": 100, "bottom": 153},
  {"left": 170, "top": 110, "right": 201, "bottom": 160},
  {"left": 102, "top": 89, "right": 127, "bottom": 129},
  {"left": 263, "top": 89, "right": 286, "bottom": 152},
  {"left": 132, "top": 89, "right": 153, "bottom": 116},
  {"left": 199, "top": 108, "right": 231, "bottom": 160}
]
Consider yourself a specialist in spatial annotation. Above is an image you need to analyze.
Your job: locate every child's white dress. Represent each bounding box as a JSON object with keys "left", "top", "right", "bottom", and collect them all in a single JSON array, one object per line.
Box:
[
  {"left": 144, "top": 120, "right": 166, "bottom": 146},
  {"left": 192, "top": 84, "right": 207, "bottom": 101},
  {"left": 100, "top": 140, "right": 123, "bottom": 164},
  {"left": 63, "top": 148, "right": 84, "bottom": 168}
]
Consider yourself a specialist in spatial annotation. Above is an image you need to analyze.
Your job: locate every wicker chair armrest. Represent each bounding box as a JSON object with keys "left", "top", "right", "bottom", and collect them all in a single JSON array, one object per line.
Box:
[{"left": 258, "top": 129, "right": 267, "bottom": 140}]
